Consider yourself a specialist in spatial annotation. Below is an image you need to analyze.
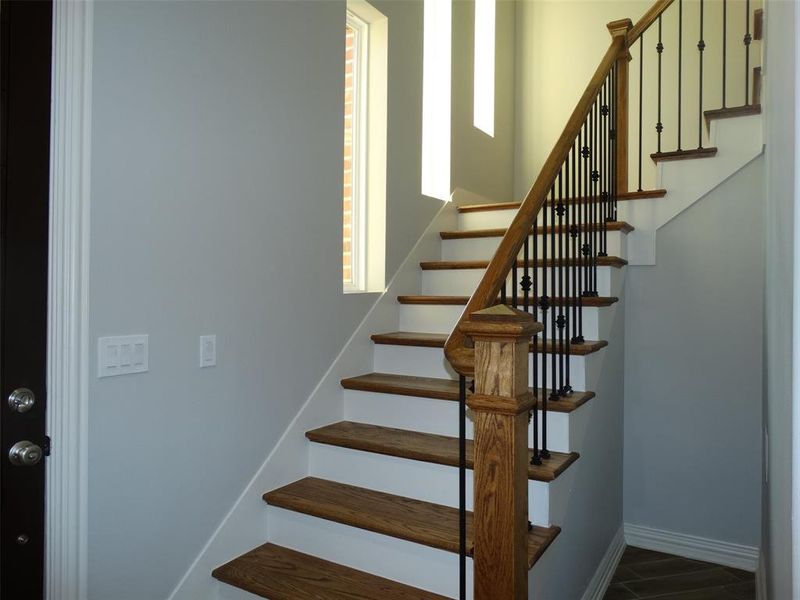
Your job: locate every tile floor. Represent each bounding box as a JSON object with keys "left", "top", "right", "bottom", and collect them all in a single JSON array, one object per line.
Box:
[{"left": 604, "top": 546, "right": 756, "bottom": 600}]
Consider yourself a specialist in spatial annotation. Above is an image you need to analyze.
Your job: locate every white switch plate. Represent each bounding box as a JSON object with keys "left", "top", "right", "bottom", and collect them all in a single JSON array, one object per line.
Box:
[
  {"left": 199, "top": 335, "right": 216, "bottom": 368},
  {"left": 98, "top": 335, "right": 148, "bottom": 378}
]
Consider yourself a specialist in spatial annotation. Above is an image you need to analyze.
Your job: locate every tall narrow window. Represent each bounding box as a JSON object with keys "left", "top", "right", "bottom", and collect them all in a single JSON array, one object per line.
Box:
[
  {"left": 343, "top": 1, "right": 388, "bottom": 293},
  {"left": 344, "top": 13, "right": 368, "bottom": 291},
  {"left": 421, "top": 0, "right": 452, "bottom": 201},
  {"left": 473, "top": 0, "right": 495, "bottom": 136}
]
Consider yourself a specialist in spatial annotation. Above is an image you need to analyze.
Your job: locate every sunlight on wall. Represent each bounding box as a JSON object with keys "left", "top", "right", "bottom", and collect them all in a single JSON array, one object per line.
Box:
[
  {"left": 421, "top": 0, "right": 452, "bottom": 201},
  {"left": 473, "top": 0, "right": 495, "bottom": 137}
]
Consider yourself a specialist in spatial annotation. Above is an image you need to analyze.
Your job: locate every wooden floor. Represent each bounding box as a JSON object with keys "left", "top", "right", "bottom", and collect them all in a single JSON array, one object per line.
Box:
[{"left": 604, "top": 547, "right": 756, "bottom": 600}]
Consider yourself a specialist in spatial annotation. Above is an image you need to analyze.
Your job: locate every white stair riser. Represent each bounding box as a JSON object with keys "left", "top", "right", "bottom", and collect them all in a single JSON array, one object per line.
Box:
[
  {"left": 441, "top": 231, "right": 626, "bottom": 261},
  {"left": 373, "top": 344, "right": 596, "bottom": 390},
  {"left": 267, "top": 506, "right": 473, "bottom": 598},
  {"left": 399, "top": 303, "right": 601, "bottom": 340},
  {"left": 308, "top": 444, "right": 554, "bottom": 525},
  {"left": 343, "top": 390, "right": 572, "bottom": 453},
  {"left": 459, "top": 206, "right": 620, "bottom": 230},
  {"left": 459, "top": 208, "right": 519, "bottom": 230},
  {"left": 421, "top": 266, "right": 616, "bottom": 297}
]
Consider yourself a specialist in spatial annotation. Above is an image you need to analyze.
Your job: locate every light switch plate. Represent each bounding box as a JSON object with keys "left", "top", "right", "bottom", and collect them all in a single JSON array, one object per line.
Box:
[
  {"left": 199, "top": 335, "right": 216, "bottom": 368},
  {"left": 98, "top": 335, "right": 148, "bottom": 378}
]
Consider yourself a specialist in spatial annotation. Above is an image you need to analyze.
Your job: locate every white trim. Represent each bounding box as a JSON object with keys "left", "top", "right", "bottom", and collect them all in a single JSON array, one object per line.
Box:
[
  {"left": 45, "top": 2, "right": 93, "bottom": 599},
  {"left": 344, "top": 11, "right": 368, "bottom": 293},
  {"left": 624, "top": 523, "right": 760, "bottom": 572},
  {"left": 793, "top": 1, "right": 800, "bottom": 594},
  {"left": 343, "top": 0, "right": 388, "bottom": 294},
  {"left": 580, "top": 526, "right": 626, "bottom": 600},
  {"left": 757, "top": 554, "right": 768, "bottom": 600}
]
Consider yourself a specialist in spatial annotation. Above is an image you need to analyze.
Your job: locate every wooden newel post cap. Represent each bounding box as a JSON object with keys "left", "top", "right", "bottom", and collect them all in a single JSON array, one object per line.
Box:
[
  {"left": 459, "top": 304, "right": 542, "bottom": 342},
  {"left": 607, "top": 18, "right": 633, "bottom": 38}
]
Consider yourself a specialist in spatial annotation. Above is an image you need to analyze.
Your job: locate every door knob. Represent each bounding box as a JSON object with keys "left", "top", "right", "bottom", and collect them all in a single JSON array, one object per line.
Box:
[
  {"left": 8, "top": 388, "right": 35, "bottom": 413},
  {"left": 8, "top": 441, "right": 43, "bottom": 466}
]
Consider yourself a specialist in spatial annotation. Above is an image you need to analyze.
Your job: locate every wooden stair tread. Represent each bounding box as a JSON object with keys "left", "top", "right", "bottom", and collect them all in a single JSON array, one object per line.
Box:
[
  {"left": 440, "top": 221, "right": 633, "bottom": 239},
  {"left": 397, "top": 294, "right": 618, "bottom": 307},
  {"left": 371, "top": 331, "right": 608, "bottom": 355},
  {"left": 264, "top": 477, "right": 560, "bottom": 569},
  {"left": 704, "top": 104, "right": 761, "bottom": 122},
  {"left": 306, "top": 421, "right": 579, "bottom": 482},
  {"left": 420, "top": 256, "right": 628, "bottom": 270},
  {"left": 341, "top": 372, "right": 594, "bottom": 413},
  {"left": 650, "top": 147, "right": 718, "bottom": 162},
  {"left": 212, "top": 543, "right": 452, "bottom": 600},
  {"left": 457, "top": 190, "right": 666, "bottom": 213}
]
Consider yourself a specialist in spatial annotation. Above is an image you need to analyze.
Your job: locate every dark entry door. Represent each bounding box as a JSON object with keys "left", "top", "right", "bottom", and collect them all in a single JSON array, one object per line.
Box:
[{"left": 1, "top": 1, "right": 53, "bottom": 597}]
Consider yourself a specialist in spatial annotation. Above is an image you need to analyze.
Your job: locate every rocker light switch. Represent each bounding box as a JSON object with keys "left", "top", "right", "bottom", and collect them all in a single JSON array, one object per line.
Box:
[
  {"left": 199, "top": 335, "right": 216, "bottom": 368},
  {"left": 98, "top": 335, "right": 149, "bottom": 378}
]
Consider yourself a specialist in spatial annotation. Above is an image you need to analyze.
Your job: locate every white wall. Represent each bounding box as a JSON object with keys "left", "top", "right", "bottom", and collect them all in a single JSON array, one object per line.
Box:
[
  {"left": 86, "top": 1, "right": 515, "bottom": 598},
  {"left": 762, "top": 0, "right": 796, "bottom": 597},
  {"left": 624, "top": 158, "right": 764, "bottom": 549}
]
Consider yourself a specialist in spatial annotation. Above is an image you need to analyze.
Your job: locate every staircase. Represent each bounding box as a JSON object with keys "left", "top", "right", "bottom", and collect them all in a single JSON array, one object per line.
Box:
[{"left": 205, "top": 1, "right": 764, "bottom": 598}]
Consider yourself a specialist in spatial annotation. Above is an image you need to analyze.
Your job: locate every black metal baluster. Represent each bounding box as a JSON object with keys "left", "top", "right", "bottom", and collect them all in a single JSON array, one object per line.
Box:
[
  {"left": 501, "top": 279, "right": 507, "bottom": 304},
  {"left": 722, "top": 0, "right": 727, "bottom": 108},
  {"left": 744, "top": 0, "right": 751, "bottom": 104},
  {"left": 550, "top": 181, "right": 558, "bottom": 400},
  {"left": 554, "top": 173, "right": 562, "bottom": 400},
  {"left": 512, "top": 251, "right": 518, "bottom": 308},
  {"left": 523, "top": 237, "right": 531, "bottom": 313},
  {"left": 564, "top": 151, "right": 572, "bottom": 394},
  {"left": 531, "top": 209, "right": 541, "bottom": 466},
  {"left": 581, "top": 120, "right": 590, "bottom": 299},
  {"left": 638, "top": 34, "right": 644, "bottom": 191},
  {"left": 571, "top": 141, "right": 582, "bottom": 345},
  {"left": 458, "top": 374, "right": 466, "bottom": 600},
  {"left": 557, "top": 168, "right": 567, "bottom": 396},
  {"left": 678, "top": 0, "right": 683, "bottom": 150},
  {"left": 541, "top": 185, "right": 553, "bottom": 459},
  {"left": 612, "top": 62, "right": 618, "bottom": 222},
  {"left": 657, "top": 16, "right": 664, "bottom": 153},
  {"left": 698, "top": 0, "right": 705, "bottom": 149},
  {"left": 592, "top": 96, "right": 600, "bottom": 296},
  {"left": 604, "top": 78, "right": 609, "bottom": 255}
]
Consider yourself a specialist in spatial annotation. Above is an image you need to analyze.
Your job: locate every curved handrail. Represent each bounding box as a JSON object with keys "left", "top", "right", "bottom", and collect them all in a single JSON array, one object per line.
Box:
[{"left": 444, "top": 0, "right": 676, "bottom": 376}]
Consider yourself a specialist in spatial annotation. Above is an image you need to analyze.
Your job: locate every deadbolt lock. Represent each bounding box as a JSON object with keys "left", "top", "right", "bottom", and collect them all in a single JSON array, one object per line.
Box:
[
  {"left": 8, "top": 441, "right": 43, "bottom": 467},
  {"left": 8, "top": 388, "right": 35, "bottom": 413}
]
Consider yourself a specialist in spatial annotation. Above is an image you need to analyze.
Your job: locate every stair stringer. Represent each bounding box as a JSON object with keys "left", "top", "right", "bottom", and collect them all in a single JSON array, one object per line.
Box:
[
  {"left": 167, "top": 193, "right": 473, "bottom": 600},
  {"left": 529, "top": 271, "right": 627, "bottom": 599},
  {"left": 622, "top": 113, "right": 764, "bottom": 265}
]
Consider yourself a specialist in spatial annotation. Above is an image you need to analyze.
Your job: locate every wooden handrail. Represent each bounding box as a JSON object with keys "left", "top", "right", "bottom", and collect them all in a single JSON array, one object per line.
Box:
[
  {"left": 627, "top": 0, "right": 676, "bottom": 45},
  {"left": 444, "top": 35, "right": 625, "bottom": 375},
  {"left": 444, "top": 0, "right": 677, "bottom": 376}
]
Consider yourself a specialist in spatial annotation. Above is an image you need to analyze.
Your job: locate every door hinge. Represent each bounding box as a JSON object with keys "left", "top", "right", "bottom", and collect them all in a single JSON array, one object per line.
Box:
[{"left": 43, "top": 435, "right": 51, "bottom": 457}]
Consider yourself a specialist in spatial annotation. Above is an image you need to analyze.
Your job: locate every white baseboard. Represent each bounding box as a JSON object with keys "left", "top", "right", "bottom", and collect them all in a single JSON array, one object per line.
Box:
[
  {"left": 580, "top": 526, "right": 626, "bottom": 600},
  {"left": 167, "top": 199, "right": 459, "bottom": 600},
  {"left": 624, "top": 523, "right": 760, "bottom": 572}
]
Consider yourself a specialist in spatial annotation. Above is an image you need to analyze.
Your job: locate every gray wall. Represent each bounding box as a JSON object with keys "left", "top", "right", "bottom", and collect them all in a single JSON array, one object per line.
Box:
[
  {"left": 762, "top": 0, "right": 796, "bottom": 596},
  {"left": 624, "top": 158, "right": 764, "bottom": 547},
  {"left": 86, "top": 1, "right": 515, "bottom": 598}
]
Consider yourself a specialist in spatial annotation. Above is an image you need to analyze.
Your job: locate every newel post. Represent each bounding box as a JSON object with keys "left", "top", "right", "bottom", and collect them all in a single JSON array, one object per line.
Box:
[
  {"left": 459, "top": 305, "right": 542, "bottom": 600},
  {"left": 608, "top": 18, "right": 633, "bottom": 194}
]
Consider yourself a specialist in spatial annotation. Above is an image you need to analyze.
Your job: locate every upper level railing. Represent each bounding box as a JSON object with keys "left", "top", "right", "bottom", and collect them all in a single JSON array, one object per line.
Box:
[{"left": 451, "top": 0, "right": 761, "bottom": 596}]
